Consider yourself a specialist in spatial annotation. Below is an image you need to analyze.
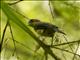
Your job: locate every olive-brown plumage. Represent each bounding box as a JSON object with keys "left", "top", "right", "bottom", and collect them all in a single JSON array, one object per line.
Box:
[{"left": 29, "top": 19, "right": 66, "bottom": 37}]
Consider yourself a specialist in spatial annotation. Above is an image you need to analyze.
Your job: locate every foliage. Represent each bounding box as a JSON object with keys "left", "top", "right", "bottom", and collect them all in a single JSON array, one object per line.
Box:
[{"left": 0, "top": 0, "right": 80, "bottom": 60}]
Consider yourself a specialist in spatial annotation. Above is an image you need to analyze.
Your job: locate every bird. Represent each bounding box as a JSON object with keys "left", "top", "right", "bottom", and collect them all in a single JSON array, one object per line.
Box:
[{"left": 28, "top": 19, "right": 66, "bottom": 45}]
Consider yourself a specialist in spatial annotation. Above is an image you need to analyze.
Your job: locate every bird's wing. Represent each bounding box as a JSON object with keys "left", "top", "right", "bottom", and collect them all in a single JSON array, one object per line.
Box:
[
  {"left": 35, "top": 22, "right": 59, "bottom": 31},
  {"left": 35, "top": 22, "right": 66, "bottom": 35},
  {"left": 35, "top": 22, "right": 50, "bottom": 29}
]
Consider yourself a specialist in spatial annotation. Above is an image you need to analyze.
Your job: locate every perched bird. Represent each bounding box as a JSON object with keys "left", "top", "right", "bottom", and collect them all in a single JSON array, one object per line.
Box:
[
  {"left": 29, "top": 19, "right": 65, "bottom": 36},
  {"left": 28, "top": 19, "right": 66, "bottom": 45}
]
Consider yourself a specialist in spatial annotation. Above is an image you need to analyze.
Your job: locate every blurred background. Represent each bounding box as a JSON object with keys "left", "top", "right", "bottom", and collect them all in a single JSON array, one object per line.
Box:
[{"left": 1, "top": 0, "right": 80, "bottom": 60}]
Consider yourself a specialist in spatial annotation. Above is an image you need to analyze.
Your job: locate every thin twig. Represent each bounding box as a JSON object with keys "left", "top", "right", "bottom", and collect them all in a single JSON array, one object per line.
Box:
[
  {"left": 34, "top": 37, "right": 45, "bottom": 52},
  {"left": 48, "top": 0, "right": 54, "bottom": 20},
  {"left": 0, "top": 20, "right": 8, "bottom": 52},
  {"left": 72, "top": 42, "right": 80, "bottom": 60},
  {"left": 8, "top": 21, "right": 16, "bottom": 56},
  {"left": 58, "top": 38, "right": 67, "bottom": 60},
  {"left": 3, "top": 38, "right": 9, "bottom": 59},
  {"left": 2, "top": 38, "right": 9, "bottom": 49},
  {"left": 8, "top": 21, "right": 21, "bottom": 59},
  {"left": 8, "top": 0, "right": 22, "bottom": 5},
  {"left": 44, "top": 45, "right": 61, "bottom": 60},
  {"left": 51, "top": 35, "right": 54, "bottom": 46},
  {"left": 55, "top": 36, "right": 67, "bottom": 60},
  {"left": 45, "top": 52, "right": 48, "bottom": 60},
  {"left": 62, "top": 35, "right": 79, "bottom": 60},
  {"left": 51, "top": 40, "right": 80, "bottom": 47},
  {"left": 52, "top": 46, "right": 80, "bottom": 57},
  {"left": 63, "top": 35, "right": 73, "bottom": 52}
]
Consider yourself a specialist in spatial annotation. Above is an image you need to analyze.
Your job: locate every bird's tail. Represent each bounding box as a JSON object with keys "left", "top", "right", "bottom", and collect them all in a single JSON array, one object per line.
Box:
[{"left": 58, "top": 30, "right": 66, "bottom": 35}]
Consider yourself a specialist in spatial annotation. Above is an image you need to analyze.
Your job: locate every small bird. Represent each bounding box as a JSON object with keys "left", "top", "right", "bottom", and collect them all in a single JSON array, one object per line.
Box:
[
  {"left": 29, "top": 19, "right": 66, "bottom": 35},
  {"left": 29, "top": 19, "right": 66, "bottom": 45}
]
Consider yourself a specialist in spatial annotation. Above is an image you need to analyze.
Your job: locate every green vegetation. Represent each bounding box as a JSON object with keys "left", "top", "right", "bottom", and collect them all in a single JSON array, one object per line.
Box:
[{"left": 0, "top": 0, "right": 80, "bottom": 60}]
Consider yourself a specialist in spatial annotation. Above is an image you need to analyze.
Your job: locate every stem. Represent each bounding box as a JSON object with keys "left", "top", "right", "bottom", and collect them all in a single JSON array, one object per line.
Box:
[
  {"left": 51, "top": 40, "right": 80, "bottom": 47},
  {"left": 63, "top": 35, "right": 73, "bottom": 52},
  {"left": 52, "top": 46, "right": 80, "bottom": 57},
  {"left": 48, "top": 1, "right": 54, "bottom": 20},
  {"left": 8, "top": 0, "right": 22, "bottom": 5},
  {"left": 45, "top": 52, "right": 48, "bottom": 60},
  {"left": 8, "top": 21, "right": 16, "bottom": 55},
  {"left": 0, "top": 20, "right": 8, "bottom": 52},
  {"left": 72, "top": 42, "right": 80, "bottom": 60}
]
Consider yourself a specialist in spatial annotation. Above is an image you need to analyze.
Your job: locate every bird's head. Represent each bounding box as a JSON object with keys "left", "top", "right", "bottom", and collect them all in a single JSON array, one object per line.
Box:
[{"left": 28, "top": 19, "right": 40, "bottom": 26}]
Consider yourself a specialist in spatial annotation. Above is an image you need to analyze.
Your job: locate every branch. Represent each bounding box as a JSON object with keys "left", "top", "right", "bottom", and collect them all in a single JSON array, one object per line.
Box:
[
  {"left": 52, "top": 46, "right": 80, "bottom": 57},
  {"left": 14, "top": 38, "right": 60, "bottom": 60},
  {"left": 35, "top": 40, "right": 60, "bottom": 60},
  {"left": 8, "top": 21, "right": 16, "bottom": 56},
  {"left": 51, "top": 40, "right": 80, "bottom": 47},
  {"left": 45, "top": 52, "right": 48, "bottom": 60},
  {"left": 63, "top": 35, "right": 73, "bottom": 54},
  {"left": 0, "top": 20, "right": 8, "bottom": 52},
  {"left": 8, "top": 0, "right": 23, "bottom": 5},
  {"left": 48, "top": 1, "right": 54, "bottom": 20},
  {"left": 72, "top": 42, "right": 80, "bottom": 60}
]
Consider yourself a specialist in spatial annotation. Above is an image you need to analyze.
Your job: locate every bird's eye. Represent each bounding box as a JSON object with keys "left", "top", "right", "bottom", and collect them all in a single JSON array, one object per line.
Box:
[{"left": 29, "top": 20, "right": 33, "bottom": 24}]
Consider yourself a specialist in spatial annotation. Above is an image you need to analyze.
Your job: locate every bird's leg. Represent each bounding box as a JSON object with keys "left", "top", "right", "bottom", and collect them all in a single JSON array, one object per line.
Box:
[
  {"left": 51, "top": 36, "right": 54, "bottom": 46},
  {"left": 51, "top": 33, "right": 55, "bottom": 46}
]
